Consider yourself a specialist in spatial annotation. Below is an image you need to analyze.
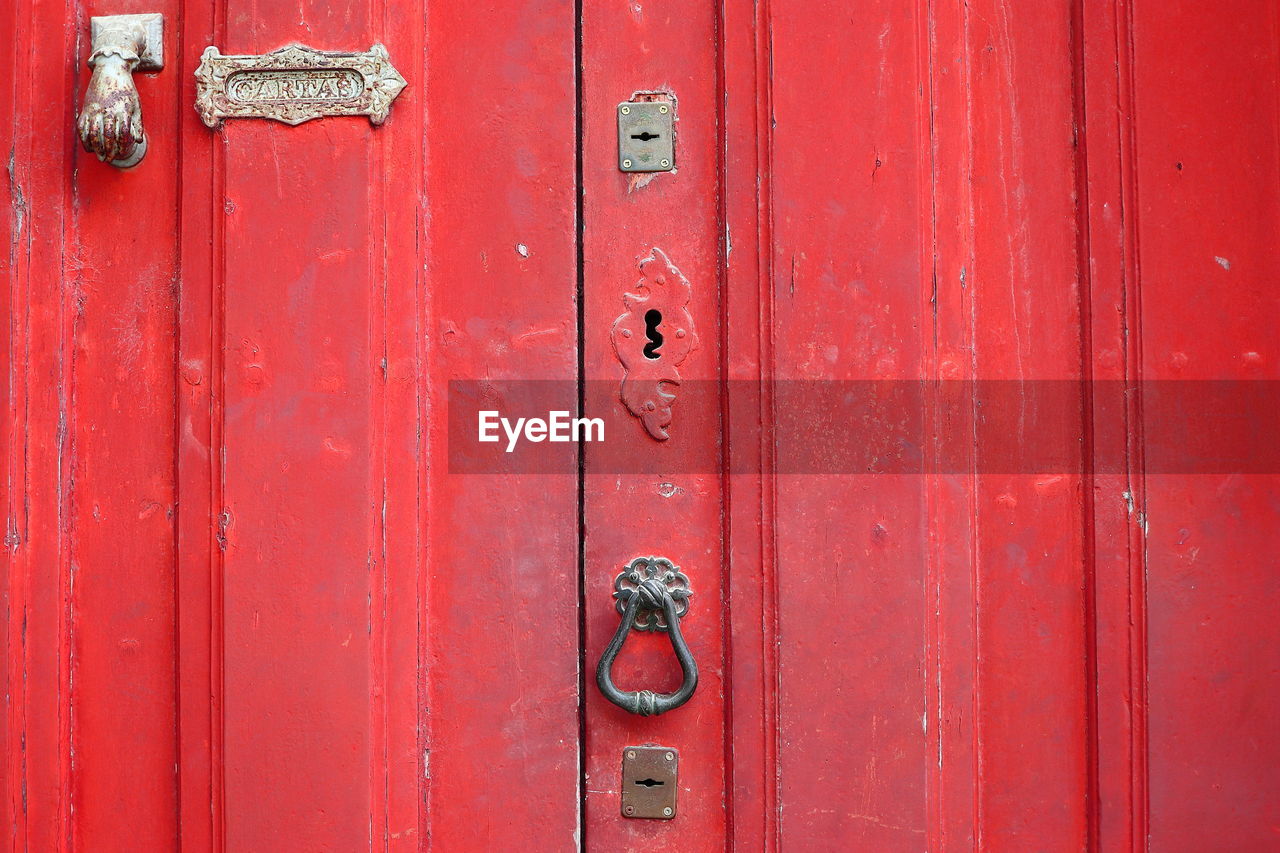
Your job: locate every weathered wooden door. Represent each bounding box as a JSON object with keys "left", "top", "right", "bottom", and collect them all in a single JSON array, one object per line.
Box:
[{"left": 5, "top": 0, "right": 1278, "bottom": 850}]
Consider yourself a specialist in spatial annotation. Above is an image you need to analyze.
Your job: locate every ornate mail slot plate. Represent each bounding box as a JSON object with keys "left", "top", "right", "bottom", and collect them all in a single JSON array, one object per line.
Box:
[{"left": 195, "top": 44, "right": 406, "bottom": 127}]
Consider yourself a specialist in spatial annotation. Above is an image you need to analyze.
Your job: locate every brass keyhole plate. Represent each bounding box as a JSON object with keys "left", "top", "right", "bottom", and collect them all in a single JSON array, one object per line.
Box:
[
  {"left": 621, "top": 745, "right": 678, "bottom": 819},
  {"left": 618, "top": 100, "right": 675, "bottom": 172}
]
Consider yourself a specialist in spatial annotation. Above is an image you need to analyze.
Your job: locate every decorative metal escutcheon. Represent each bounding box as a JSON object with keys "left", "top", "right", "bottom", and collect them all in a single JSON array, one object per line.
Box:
[
  {"left": 596, "top": 557, "right": 698, "bottom": 717},
  {"left": 612, "top": 556, "right": 691, "bottom": 631},
  {"left": 611, "top": 248, "right": 698, "bottom": 441},
  {"left": 194, "top": 44, "right": 406, "bottom": 128}
]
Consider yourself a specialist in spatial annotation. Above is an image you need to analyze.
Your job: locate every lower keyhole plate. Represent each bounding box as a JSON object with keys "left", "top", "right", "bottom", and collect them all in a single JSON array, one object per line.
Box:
[{"left": 621, "top": 745, "right": 678, "bottom": 819}]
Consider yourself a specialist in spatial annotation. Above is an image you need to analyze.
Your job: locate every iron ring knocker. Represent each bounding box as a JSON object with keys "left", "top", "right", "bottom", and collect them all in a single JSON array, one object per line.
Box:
[{"left": 596, "top": 557, "right": 698, "bottom": 716}]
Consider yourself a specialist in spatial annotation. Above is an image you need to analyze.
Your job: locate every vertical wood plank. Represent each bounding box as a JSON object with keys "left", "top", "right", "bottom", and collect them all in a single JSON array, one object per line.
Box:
[
  {"left": 3, "top": 0, "right": 78, "bottom": 847},
  {"left": 933, "top": 0, "right": 1092, "bottom": 847},
  {"left": 580, "top": 0, "right": 728, "bottom": 849},
  {"left": 214, "top": 15, "right": 381, "bottom": 845},
  {"left": 1080, "top": 0, "right": 1149, "bottom": 847},
  {"left": 765, "top": 1, "right": 932, "bottom": 848},
  {"left": 175, "top": 0, "right": 582, "bottom": 848},
  {"left": 377, "top": 0, "right": 426, "bottom": 846},
  {"left": 757, "top": 0, "right": 1093, "bottom": 848},
  {"left": 176, "top": 0, "right": 221, "bottom": 846},
  {"left": 721, "top": 0, "right": 779, "bottom": 847},
  {"left": 1126, "top": 2, "right": 1280, "bottom": 849},
  {"left": 69, "top": 0, "right": 184, "bottom": 845},
  {"left": 8, "top": 0, "right": 184, "bottom": 849},
  {"left": 420, "top": 0, "right": 581, "bottom": 848}
]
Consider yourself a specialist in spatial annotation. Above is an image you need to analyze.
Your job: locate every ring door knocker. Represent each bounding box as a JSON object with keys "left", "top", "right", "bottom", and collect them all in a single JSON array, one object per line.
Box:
[{"left": 596, "top": 556, "right": 698, "bottom": 716}]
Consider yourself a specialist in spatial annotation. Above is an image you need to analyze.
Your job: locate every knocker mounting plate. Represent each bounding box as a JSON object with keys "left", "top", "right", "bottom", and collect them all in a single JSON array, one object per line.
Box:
[
  {"left": 91, "top": 14, "right": 163, "bottom": 69},
  {"left": 613, "top": 556, "right": 691, "bottom": 632}
]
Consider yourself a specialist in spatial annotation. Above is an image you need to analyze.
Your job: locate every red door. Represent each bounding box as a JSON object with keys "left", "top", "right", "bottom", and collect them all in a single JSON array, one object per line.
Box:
[{"left": 4, "top": 0, "right": 1278, "bottom": 850}]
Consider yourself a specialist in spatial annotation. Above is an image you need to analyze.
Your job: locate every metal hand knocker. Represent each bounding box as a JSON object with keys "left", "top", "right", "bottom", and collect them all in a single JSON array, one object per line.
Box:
[
  {"left": 76, "top": 14, "right": 164, "bottom": 168},
  {"left": 596, "top": 557, "right": 698, "bottom": 716}
]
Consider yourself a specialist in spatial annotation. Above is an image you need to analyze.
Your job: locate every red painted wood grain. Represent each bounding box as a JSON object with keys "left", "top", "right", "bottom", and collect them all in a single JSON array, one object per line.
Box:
[
  {"left": 1129, "top": 3, "right": 1280, "bottom": 849},
  {"left": 6, "top": 0, "right": 183, "bottom": 849},
  {"left": 3, "top": 1, "right": 1277, "bottom": 850},
  {"left": 419, "top": 0, "right": 582, "bottom": 848}
]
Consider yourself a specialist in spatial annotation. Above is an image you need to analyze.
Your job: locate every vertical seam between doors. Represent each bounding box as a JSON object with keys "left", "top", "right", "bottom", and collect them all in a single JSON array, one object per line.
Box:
[{"left": 574, "top": 0, "right": 587, "bottom": 848}]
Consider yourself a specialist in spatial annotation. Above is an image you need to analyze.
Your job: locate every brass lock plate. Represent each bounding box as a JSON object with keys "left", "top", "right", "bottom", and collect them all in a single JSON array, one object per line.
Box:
[
  {"left": 621, "top": 746, "right": 678, "bottom": 819},
  {"left": 618, "top": 100, "right": 674, "bottom": 172}
]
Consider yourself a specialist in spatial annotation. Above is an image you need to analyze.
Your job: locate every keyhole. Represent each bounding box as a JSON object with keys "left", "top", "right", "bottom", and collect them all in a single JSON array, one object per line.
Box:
[
  {"left": 631, "top": 131, "right": 661, "bottom": 141},
  {"left": 634, "top": 778, "right": 665, "bottom": 787},
  {"left": 643, "top": 309, "right": 664, "bottom": 359}
]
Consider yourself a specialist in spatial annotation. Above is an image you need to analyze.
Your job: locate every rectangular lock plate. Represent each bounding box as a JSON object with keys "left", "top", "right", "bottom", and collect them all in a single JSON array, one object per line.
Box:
[
  {"left": 618, "top": 100, "right": 674, "bottom": 172},
  {"left": 621, "top": 746, "right": 678, "bottom": 819}
]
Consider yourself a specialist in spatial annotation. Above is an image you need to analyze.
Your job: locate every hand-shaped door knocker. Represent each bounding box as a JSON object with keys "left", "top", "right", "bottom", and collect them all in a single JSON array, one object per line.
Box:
[
  {"left": 76, "top": 14, "right": 163, "bottom": 168},
  {"left": 596, "top": 557, "right": 698, "bottom": 716}
]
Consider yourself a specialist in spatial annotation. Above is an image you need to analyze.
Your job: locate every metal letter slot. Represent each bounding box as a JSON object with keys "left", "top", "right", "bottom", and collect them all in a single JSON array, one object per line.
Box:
[
  {"left": 194, "top": 44, "right": 406, "bottom": 127},
  {"left": 618, "top": 100, "right": 675, "bottom": 172},
  {"left": 621, "top": 746, "right": 679, "bottom": 819}
]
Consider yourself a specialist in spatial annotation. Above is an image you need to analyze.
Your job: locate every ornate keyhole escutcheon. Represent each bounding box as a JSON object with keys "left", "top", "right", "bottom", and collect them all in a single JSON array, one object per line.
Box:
[{"left": 611, "top": 249, "right": 698, "bottom": 440}]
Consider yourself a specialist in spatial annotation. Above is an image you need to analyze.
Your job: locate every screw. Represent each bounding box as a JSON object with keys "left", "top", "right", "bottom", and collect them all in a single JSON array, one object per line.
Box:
[
  {"left": 624, "top": 805, "right": 636, "bottom": 816},
  {"left": 663, "top": 807, "right": 673, "bottom": 816},
  {"left": 659, "top": 105, "right": 669, "bottom": 113},
  {"left": 620, "top": 105, "right": 631, "bottom": 115},
  {"left": 622, "top": 159, "right": 633, "bottom": 168},
  {"left": 627, "top": 750, "right": 636, "bottom": 759},
  {"left": 660, "top": 159, "right": 671, "bottom": 168},
  {"left": 665, "top": 752, "right": 674, "bottom": 761}
]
